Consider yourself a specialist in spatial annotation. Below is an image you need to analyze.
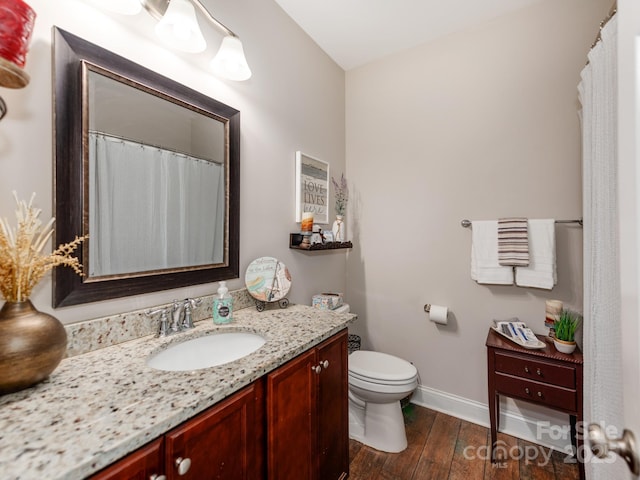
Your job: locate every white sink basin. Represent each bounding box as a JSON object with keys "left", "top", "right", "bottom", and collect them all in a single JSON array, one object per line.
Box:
[{"left": 146, "top": 332, "right": 266, "bottom": 372}]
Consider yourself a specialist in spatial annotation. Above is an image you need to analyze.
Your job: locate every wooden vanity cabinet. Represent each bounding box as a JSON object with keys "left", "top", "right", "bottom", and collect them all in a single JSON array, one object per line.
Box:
[
  {"left": 90, "top": 329, "right": 348, "bottom": 480},
  {"left": 88, "top": 437, "right": 164, "bottom": 480},
  {"left": 89, "top": 381, "right": 264, "bottom": 480},
  {"left": 266, "top": 330, "right": 348, "bottom": 480},
  {"left": 316, "top": 331, "right": 349, "bottom": 480},
  {"left": 164, "top": 380, "right": 265, "bottom": 479}
]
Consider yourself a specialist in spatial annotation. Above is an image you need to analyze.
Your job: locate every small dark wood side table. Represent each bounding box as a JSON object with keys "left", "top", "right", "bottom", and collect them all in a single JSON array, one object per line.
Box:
[{"left": 486, "top": 328, "right": 584, "bottom": 479}]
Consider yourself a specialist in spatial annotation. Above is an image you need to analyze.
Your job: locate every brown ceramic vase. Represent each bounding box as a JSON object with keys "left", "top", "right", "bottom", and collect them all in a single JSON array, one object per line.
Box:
[{"left": 0, "top": 300, "right": 67, "bottom": 394}]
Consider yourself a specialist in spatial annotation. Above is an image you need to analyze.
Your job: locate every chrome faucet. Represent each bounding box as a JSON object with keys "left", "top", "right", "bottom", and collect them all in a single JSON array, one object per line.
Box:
[
  {"left": 182, "top": 298, "right": 202, "bottom": 330},
  {"left": 171, "top": 300, "right": 183, "bottom": 333},
  {"left": 146, "top": 298, "right": 203, "bottom": 337}
]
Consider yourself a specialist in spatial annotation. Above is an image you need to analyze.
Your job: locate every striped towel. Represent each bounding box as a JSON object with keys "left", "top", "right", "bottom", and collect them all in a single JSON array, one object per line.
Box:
[{"left": 498, "top": 218, "right": 529, "bottom": 266}]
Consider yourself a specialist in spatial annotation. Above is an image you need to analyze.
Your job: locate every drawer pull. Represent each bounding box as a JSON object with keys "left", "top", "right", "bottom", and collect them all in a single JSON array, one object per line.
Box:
[
  {"left": 537, "top": 391, "right": 543, "bottom": 398},
  {"left": 523, "top": 366, "right": 543, "bottom": 376},
  {"left": 525, "top": 387, "right": 530, "bottom": 395},
  {"left": 175, "top": 457, "right": 191, "bottom": 476}
]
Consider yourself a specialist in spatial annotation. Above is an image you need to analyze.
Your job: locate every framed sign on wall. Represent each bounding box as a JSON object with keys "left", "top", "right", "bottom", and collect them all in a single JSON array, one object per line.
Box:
[{"left": 295, "top": 151, "right": 329, "bottom": 224}]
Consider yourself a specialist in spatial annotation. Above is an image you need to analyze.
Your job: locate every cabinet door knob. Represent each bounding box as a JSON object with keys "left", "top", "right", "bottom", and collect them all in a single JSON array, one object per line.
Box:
[
  {"left": 150, "top": 475, "right": 167, "bottom": 480},
  {"left": 175, "top": 457, "right": 191, "bottom": 476},
  {"left": 321, "top": 360, "right": 329, "bottom": 369},
  {"left": 312, "top": 365, "right": 322, "bottom": 374}
]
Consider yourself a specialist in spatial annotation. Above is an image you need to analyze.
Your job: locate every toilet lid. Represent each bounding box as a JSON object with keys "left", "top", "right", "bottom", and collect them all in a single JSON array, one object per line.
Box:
[{"left": 349, "top": 350, "right": 417, "bottom": 382}]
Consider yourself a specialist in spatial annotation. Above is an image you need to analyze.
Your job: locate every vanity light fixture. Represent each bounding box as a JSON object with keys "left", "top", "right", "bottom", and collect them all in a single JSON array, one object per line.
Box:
[{"left": 90, "top": 0, "right": 252, "bottom": 81}]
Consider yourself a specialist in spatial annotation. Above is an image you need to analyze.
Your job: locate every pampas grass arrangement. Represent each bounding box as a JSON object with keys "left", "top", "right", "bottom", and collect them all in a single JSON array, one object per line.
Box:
[{"left": 0, "top": 192, "right": 85, "bottom": 302}]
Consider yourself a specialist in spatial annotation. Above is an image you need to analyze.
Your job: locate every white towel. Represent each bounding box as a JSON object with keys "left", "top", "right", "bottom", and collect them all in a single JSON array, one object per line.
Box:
[
  {"left": 470, "top": 220, "right": 514, "bottom": 285},
  {"left": 515, "top": 219, "right": 556, "bottom": 290}
]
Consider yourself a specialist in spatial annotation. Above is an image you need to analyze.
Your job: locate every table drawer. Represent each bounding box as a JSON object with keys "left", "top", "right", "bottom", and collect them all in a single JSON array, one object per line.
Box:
[
  {"left": 494, "top": 351, "right": 576, "bottom": 389},
  {"left": 494, "top": 372, "right": 577, "bottom": 411}
]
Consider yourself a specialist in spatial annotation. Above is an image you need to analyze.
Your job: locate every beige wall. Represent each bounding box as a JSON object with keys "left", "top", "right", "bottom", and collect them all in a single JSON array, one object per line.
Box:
[
  {"left": 345, "top": 0, "right": 611, "bottom": 404},
  {"left": 0, "top": 0, "right": 616, "bottom": 417},
  {"left": 0, "top": 0, "right": 346, "bottom": 324}
]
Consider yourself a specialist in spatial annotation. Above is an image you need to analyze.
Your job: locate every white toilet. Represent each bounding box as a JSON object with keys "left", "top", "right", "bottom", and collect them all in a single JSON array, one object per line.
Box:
[{"left": 348, "top": 349, "right": 418, "bottom": 453}]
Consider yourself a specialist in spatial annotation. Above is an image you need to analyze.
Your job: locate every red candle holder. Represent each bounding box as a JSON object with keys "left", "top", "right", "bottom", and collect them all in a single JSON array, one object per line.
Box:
[{"left": 0, "top": 0, "right": 35, "bottom": 88}]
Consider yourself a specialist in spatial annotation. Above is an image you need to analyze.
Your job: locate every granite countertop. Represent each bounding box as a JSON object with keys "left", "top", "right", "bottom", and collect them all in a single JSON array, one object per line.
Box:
[{"left": 0, "top": 305, "right": 355, "bottom": 480}]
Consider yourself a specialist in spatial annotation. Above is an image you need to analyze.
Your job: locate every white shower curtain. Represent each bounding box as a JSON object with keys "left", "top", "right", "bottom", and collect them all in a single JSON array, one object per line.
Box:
[
  {"left": 88, "top": 133, "right": 225, "bottom": 277},
  {"left": 578, "top": 15, "right": 625, "bottom": 480}
]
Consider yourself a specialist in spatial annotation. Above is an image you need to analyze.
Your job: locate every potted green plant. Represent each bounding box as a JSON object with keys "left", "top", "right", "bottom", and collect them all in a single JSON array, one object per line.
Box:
[{"left": 553, "top": 309, "right": 581, "bottom": 354}]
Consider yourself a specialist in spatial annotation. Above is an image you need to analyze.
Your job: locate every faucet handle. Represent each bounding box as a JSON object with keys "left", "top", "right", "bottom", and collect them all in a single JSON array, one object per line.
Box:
[
  {"left": 145, "top": 308, "right": 167, "bottom": 319},
  {"left": 146, "top": 308, "right": 170, "bottom": 337},
  {"left": 184, "top": 298, "right": 202, "bottom": 308}
]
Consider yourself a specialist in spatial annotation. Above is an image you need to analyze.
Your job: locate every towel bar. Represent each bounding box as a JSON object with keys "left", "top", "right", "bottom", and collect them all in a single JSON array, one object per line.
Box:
[{"left": 460, "top": 218, "right": 583, "bottom": 228}]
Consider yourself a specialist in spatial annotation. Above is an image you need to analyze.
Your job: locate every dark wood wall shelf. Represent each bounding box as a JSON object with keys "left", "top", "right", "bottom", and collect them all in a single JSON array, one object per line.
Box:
[{"left": 289, "top": 233, "right": 353, "bottom": 251}]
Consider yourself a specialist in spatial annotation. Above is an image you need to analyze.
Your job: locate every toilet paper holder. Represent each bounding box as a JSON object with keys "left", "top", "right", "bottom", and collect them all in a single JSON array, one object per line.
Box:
[{"left": 423, "top": 303, "right": 449, "bottom": 325}]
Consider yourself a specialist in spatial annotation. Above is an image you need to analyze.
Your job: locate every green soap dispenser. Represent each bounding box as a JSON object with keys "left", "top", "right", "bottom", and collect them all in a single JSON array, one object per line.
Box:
[{"left": 213, "top": 281, "right": 233, "bottom": 324}]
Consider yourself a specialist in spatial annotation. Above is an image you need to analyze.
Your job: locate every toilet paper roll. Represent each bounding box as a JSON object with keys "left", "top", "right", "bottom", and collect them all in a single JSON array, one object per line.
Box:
[{"left": 429, "top": 305, "right": 448, "bottom": 325}]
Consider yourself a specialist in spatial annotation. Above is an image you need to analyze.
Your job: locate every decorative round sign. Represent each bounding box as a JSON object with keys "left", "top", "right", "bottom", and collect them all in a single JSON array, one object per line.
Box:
[{"left": 245, "top": 257, "right": 292, "bottom": 308}]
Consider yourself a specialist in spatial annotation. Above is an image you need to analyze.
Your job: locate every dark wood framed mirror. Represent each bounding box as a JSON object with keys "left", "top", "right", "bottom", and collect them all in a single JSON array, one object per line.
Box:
[{"left": 53, "top": 27, "right": 240, "bottom": 307}]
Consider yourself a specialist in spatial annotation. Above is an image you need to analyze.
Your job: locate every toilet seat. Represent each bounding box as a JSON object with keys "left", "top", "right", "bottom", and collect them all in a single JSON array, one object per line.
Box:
[
  {"left": 348, "top": 373, "right": 418, "bottom": 394},
  {"left": 349, "top": 370, "right": 418, "bottom": 387},
  {"left": 349, "top": 350, "right": 418, "bottom": 382}
]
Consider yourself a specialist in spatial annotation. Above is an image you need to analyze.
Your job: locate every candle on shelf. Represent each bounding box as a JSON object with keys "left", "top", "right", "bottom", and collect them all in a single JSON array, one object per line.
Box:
[
  {"left": 300, "top": 212, "right": 314, "bottom": 249},
  {"left": 545, "top": 299, "right": 563, "bottom": 334},
  {"left": 301, "top": 212, "right": 314, "bottom": 233}
]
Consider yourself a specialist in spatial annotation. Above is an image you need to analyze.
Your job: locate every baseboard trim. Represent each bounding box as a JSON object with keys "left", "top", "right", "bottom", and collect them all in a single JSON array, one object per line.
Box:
[{"left": 410, "top": 384, "right": 576, "bottom": 453}]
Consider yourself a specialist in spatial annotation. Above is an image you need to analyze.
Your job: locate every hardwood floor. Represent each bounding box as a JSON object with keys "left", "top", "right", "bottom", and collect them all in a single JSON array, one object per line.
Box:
[{"left": 348, "top": 404, "right": 580, "bottom": 480}]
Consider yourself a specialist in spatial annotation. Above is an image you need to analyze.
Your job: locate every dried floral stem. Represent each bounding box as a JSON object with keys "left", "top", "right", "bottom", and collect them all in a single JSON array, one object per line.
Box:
[
  {"left": 331, "top": 174, "right": 349, "bottom": 216},
  {"left": 0, "top": 192, "right": 86, "bottom": 302}
]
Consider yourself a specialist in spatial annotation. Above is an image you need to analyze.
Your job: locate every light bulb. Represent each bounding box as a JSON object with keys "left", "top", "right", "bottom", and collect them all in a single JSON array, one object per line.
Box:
[
  {"left": 154, "top": 0, "right": 206, "bottom": 53},
  {"left": 210, "top": 36, "right": 251, "bottom": 81}
]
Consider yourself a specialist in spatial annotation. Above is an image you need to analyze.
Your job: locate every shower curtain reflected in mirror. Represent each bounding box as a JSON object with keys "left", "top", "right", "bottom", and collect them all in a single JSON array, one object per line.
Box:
[{"left": 88, "top": 132, "right": 225, "bottom": 278}]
